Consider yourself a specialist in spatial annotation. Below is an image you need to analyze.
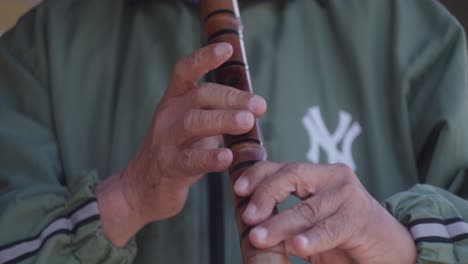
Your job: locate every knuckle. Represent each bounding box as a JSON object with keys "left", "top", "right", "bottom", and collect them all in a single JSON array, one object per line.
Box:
[
  {"left": 340, "top": 182, "right": 366, "bottom": 207},
  {"left": 317, "top": 220, "right": 341, "bottom": 243},
  {"left": 243, "top": 160, "right": 270, "bottom": 180},
  {"left": 211, "top": 111, "right": 224, "bottom": 128},
  {"left": 283, "top": 241, "right": 296, "bottom": 256},
  {"left": 189, "top": 87, "right": 203, "bottom": 103},
  {"left": 190, "top": 110, "right": 222, "bottom": 133},
  {"left": 192, "top": 52, "right": 204, "bottom": 67},
  {"left": 226, "top": 88, "right": 241, "bottom": 107},
  {"left": 284, "top": 162, "right": 304, "bottom": 179},
  {"left": 201, "top": 151, "right": 214, "bottom": 168},
  {"left": 182, "top": 110, "right": 196, "bottom": 132},
  {"left": 340, "top": 183, "right": 357, "bottom": 199},
  {"left": 334, "top": 163, "right": 354, "bottom": 177},
  {"left": 251, "top": 160, "right": 270, "bottom": 171},
  {"left": 254, "top": 181, "right": 282, "bottom": 206},
  {"left": 173, "top": 60, "right": 186, "bottom": 79},
  {"left": 243, "top": 93, "right": 256, "bottom": 106},
  {"left": 199, "top": 82, "right": 214, "bottom": 94},
  {"left": 295, "top": 201, "right": 319, "bottom": 226},
  {"left": 207, "top": 111, "right": 221, "bottom": 128},
  {"left": 258, "top": 180, "right": 275, "bottom": 197},
  {"left": 180, "top": 150, "right": 196, "bottom": 170},
  {"left": 215, "top": 86, "right": 230, "bottom": 108},
  {"left": 191, "top": 49, "right": 211, "bottom": 68}
]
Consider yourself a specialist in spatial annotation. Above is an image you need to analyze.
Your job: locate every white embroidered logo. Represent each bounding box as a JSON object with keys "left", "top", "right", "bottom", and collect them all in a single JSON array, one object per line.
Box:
[{"left": 302, "top": 106, "right": 362, "bottom": 170}]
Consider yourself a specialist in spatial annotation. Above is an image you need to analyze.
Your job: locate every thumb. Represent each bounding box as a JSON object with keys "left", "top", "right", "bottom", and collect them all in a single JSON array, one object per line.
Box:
[{"left": 165, "top": 42, "right": 233, "bottom": 98}]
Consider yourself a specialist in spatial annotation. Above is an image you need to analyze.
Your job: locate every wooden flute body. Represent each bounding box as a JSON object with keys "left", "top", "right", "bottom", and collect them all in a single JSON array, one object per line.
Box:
[{"left": 201, "top": 1, "right": 290, "bottom": 263}]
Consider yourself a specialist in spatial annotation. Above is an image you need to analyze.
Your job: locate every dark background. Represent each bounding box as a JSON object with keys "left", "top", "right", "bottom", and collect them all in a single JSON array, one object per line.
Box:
[{"left": 440, "top": 0, "right": 468, "bottom": 36}]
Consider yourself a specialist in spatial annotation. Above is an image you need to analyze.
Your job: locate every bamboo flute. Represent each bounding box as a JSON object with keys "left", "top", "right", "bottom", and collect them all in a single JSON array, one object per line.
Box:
[{"left": 201, "top": 1, "right": 291, "bottom": 263}]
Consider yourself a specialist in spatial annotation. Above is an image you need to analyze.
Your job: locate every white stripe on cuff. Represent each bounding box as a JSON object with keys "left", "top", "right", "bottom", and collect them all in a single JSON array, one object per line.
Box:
[
  {"left": 410, "top": 219, "right": 468, "bottom": 242},
  {"left": 0, "top": 201, "right": 99, "bottom": 264}
]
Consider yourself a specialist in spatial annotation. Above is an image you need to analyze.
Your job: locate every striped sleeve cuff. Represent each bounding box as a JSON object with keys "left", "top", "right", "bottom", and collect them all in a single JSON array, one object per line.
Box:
[
  {"left": 383, "top": 184, "right": 468, "bottom": 263},
  {"left": 0, "top": 171, "right": 137, "bottom": 264},
  {"left": 0, "top": 199, "right": 99, "bottom": 264},
  {"left": 408, "top": 217, "right": 468, "bottom": 244}
]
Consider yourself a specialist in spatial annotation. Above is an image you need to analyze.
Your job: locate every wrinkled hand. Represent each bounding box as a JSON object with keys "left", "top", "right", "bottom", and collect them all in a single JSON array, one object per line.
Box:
[
  {"left": 234, "top": 162, "right": 417, "bottom": 264},
  {"left": 96, "top": 43, "right": 266, "bottom": 246},
  {"left": 124, "top": 42, "right": 266, "bottom": 222}
]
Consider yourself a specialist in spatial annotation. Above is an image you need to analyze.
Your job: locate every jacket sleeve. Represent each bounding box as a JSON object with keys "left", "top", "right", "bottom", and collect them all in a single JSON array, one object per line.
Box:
[
  {"left": 382, "top": 1, "right": 468, "bottom": 262},
  {"left": 0, "top": 6, "right": 136, "bottom": 264}
]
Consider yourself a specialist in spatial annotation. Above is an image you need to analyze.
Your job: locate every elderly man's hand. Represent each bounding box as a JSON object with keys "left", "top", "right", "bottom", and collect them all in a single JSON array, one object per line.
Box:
[
  {"left": 234, "top": 162, "right": 417, "bottom": 263},
  {"left": 95, "top": 42, "right": 266, "bottom": 247}
]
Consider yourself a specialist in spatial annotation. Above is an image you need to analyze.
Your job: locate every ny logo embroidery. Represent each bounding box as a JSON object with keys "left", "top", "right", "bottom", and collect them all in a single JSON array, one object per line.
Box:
[{"left": 302, "top": 106, "right": 362, "bottom": 170}]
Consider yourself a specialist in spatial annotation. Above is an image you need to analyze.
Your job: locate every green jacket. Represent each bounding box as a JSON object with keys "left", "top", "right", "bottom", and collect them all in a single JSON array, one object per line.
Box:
[{"left": 0, "top": 0, "right": 467, "bottom": 263}]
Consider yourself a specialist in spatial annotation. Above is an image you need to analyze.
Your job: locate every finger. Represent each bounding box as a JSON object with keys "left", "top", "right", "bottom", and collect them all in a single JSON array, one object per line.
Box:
[
  {"left": 179, "top": 109, "right": 255, "bottom": 143},
  {"left": 233, "top": 161, "right": 282, "bottom": 197},
  {"left": 187, "top": 83, "right": 267, "bottom": 117},
  {"left": 248, "top": 192, "right": 341, "bottom": 249},
  {"left": 242, "top": 163, "right": 318, "bottom": 225},
  {"left": 290, "top": 213, "right": 350, "bottom": 259},
  {"left": 191, "top": 136, "right": 223, "bottom": 150},
  {"left": 177, "top": 148, "right": 233, "bottom": 175},
  {"left": 167, "top": 43, "right": 233, "bottom": 97},
  {"left": 243, "top": 163, "right": 356, "bottom": 225}
]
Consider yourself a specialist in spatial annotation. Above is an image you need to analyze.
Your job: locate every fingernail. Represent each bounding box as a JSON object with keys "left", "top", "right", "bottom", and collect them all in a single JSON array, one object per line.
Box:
[
  {"left": 251, "top": 227, "right": 268, "bottom": 243},
  {"left": 214, "top": 43, "right": 232, "bottom": 58},
  {"left": 235, "top": 111, "right": 253, "bottom": 129},
  {"left": 294, "top": 235, "right": 309, "bottom": 248},
  {"left": 234, "top": 177, "right": 249, "bottom": 193},
  {"left": 249, "top": 96, "right": 266, "bottom": 113},
  {"left": 217, "top": 150, "right": 231, "bottom": 162},
  {"left": 244, "top": 203, "right": 256, "bottom": 218}
]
